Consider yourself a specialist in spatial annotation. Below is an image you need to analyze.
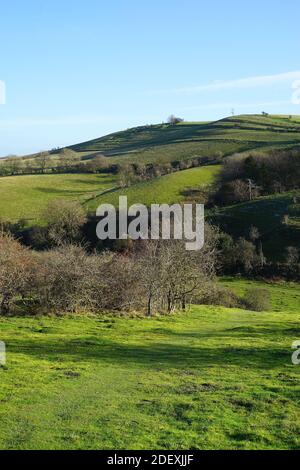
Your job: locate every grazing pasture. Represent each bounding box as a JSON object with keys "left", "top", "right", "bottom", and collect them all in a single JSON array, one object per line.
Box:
[
  {"left": 0, "top": 280, "right": 299, "bottom": 450},
  {"left": 0, "top": 173, "right": 116, "bottom": 223},
  {"left": 86, "top": 165, "right": 220, "bottom": 211}
]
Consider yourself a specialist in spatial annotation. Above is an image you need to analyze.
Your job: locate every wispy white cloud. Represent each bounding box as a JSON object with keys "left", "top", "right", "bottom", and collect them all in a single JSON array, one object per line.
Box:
[{"left": 149, "top": 71, "right": 300, "bottom": 95}]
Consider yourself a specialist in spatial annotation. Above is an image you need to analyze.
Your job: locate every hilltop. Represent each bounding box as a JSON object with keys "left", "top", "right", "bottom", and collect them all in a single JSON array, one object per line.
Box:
[
  {"left": 68, "top": 114, "right": 300, "bottom": 165},
  {"left": 3, "top": 114, "right": 300, "bottom": 168}
]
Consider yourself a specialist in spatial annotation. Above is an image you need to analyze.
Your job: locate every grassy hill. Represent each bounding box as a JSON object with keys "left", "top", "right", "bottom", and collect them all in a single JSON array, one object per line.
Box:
[
  {"left": 1, "top": 114, "right": 299, "bottom": 248},
  {"left": 210, "top": 190, "right": 300, "bottom": 260},
  {"left": 86, "top": 165, "right": 220, "bottom": 211},
  {"left": 0, "top": 279, "right": 299, "bottom": 450},
  {"left": 69, "top": 114, "right": 300, "bottom": 165}
]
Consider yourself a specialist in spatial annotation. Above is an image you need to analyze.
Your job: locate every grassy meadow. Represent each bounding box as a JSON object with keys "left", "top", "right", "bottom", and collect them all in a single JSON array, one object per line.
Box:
[
  {"left": 0, "top": 165, "right": 219, "bottom": 224},
  {"left": 0, "top": 280, "right": 299, "bottom": 450},
  {"left": 219, "top": 277, "right": 300, "bottom": 312},
  {"left": 0, "top": 173, "right": 117, "bottom": 223}
]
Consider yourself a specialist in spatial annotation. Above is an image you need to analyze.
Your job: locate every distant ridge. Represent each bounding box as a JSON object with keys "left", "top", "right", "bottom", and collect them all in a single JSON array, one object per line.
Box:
[{"left": 67, "top": 114, "right": 300, "bottom": 165}]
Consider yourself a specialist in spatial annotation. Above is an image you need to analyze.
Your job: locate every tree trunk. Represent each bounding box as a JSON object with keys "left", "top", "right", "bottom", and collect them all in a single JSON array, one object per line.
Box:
[
  {"left": 0, "top": 295, "right": 11, "bottom": 316},
  {"left": 147, "top": 294, "right": 152, "bottom": 317},
  {"left": 167, "top": 292, "right": 172, "bottom": 314}
]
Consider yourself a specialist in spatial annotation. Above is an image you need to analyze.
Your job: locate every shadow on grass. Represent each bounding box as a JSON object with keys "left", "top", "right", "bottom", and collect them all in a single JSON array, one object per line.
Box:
[
  {"left": 7, "top": 335, "right": 292, "bottom": 371},
  {"left": 152, "top": 325, "right": 300, "bottom": 339},
  {"left": 34, "top": 187, "right": 97, "bottom": 196}
]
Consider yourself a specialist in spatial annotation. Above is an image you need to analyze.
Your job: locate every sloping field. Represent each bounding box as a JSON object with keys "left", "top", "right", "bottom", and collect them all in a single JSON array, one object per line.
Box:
[
  {"left": 86, "top": 165, "right": 220, "bottom": 211},
  {"left": 0, "top": 166, "right": 219, "bottom": 223},
  {"left": 0, "top": 173, "right": 116, "bottom": 223},
  {"left": 0, "top": 280, "right": 299, "bottom": 450},
  {"left": 210, "top": 190, "right": 300, "bottom": 260}
]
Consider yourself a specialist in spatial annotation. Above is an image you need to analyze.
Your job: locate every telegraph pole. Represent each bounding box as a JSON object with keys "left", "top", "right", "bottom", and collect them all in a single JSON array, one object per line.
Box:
[{"left": 247, "top": 178, "right": 255, "bottom": 201}]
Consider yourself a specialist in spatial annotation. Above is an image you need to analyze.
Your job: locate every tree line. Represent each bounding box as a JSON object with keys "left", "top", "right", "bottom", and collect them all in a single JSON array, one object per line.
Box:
[{"left": 0, "top": 149, "right": 220, "bottom": 181}]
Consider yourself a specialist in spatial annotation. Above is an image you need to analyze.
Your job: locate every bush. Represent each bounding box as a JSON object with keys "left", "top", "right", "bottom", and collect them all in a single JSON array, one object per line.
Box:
[
  {"left": 243, "top": 287, "right": 271, "bottom": 311},
  {"left": 0, "top": 233, "right": 35, "bottom": 315},
  {"left": 34, "top": 244, "right": 97, "bottom": 314},
  {"left": 43, "top": 199, "right": 87, "bottom": 246},
  {"left": 200, "top": 284, "right": 241, "bottom": 308}
]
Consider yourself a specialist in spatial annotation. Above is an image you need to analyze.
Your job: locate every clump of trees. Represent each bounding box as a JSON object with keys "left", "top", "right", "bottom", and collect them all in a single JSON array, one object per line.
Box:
[
  {"left": 1, "top": 199, "right": 299, "bottom": 317},
  {"left": 0, "top": 224, "right": 218, "bottom": 316},
  {"left": 216, "top": 228, "right": 300, "bottom": 279},
  {"left": 218, "top": 231, "right": 254, "bottom": 275},
  {"left": 214, "top": 148, "right": 300, "bottom": 205},
  {"left": 0, "top": 198, "right": 220, "bottom": 316},
  {"left": 168, "top": 115, "right": 184, "bottom": 125},
  {"left": 133, "top": 227, "right": 217, "bottom": 316}
]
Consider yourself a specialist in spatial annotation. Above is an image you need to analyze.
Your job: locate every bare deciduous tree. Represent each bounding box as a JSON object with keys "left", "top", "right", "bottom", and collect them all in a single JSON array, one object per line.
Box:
[
  {"left": 133, "top": 224, "right": 217, "bottom": 316},
  {"left": 43, "top": 199, "right": 87, "bottom": 246},
  {"left": 36, "top": 151, "right": 50, "bottom": 174}
]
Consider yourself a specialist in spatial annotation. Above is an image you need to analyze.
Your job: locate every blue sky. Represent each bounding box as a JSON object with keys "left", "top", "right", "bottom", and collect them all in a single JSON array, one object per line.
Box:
[{"left": 0, "top": 0, "right": 300, "bottom": 155}]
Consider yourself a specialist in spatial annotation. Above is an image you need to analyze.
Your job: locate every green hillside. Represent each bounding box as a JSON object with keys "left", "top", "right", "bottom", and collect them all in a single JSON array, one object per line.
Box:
[
  {"left": 0, "top": 173, "right": 116, "bottom": 223},
  {"left": 86, "top": 165, "right": 220, "bottom": 211},
  {"left": 0, "top": 166, "right": 218, "bottom": 224},
  {"left": 1, "top": 114, "right": 300, "bottom": 247},
  {"left": 210, "top": 190, "right": 300, "bottom": 260},
  {"left": 69, "top": 114, "right": 300, "bottom": 165}
]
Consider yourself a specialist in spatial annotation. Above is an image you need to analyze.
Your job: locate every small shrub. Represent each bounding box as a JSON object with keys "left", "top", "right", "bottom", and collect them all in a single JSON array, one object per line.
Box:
[
  {"left": 243, "top": 287, "right": 271, "bottom": 311},
  {"left": 200, "top": 285, "right": 241, "bottom": 308}
]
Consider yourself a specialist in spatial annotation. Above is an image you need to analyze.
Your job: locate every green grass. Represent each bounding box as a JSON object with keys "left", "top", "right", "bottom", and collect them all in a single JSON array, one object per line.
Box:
[
  {"left": 0, "top": 166, "right": 219, "bottom": 224},
  {"left": 87, "top": 165, "right": 220, "bottom": 211},
  {"left": 0, "top": 173, "right": 117, "bottom": 223},
  {"left": 70, "top": 114, "right": 300, "bottom": 165},
  {"left": 0, "top": 279, "right": 299, "bottom": 450},
  {"left": 210, "top": 190, "right": 300, "bottom": 260},
  {"left": 219, "top": 277, "right": 300, "bottom": 312}
]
